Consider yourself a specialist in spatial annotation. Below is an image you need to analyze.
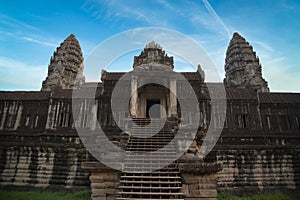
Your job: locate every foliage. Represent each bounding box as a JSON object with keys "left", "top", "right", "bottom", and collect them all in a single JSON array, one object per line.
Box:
[{"left": 218, "top": 192, "right": 300, "bottom": 200}]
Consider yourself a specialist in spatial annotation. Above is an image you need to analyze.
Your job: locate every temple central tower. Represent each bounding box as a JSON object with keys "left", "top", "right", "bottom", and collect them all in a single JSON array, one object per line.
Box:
[{"left": 130, "top": 41, "right": 177, "bottom": 118}]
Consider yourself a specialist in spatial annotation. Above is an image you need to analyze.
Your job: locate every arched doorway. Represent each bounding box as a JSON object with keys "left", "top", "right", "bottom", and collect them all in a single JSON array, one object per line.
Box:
[{"left": 136, "top": 83, "right": 169, "bottom": 118}]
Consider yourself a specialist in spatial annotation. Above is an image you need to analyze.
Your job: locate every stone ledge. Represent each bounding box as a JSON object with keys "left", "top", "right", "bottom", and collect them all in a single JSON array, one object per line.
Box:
[
  {"left": 81, "top": 162, "right": 122, "bottom": 172},
  {"left": 179, "top": 162, "right": 222, "bottom": 174}
]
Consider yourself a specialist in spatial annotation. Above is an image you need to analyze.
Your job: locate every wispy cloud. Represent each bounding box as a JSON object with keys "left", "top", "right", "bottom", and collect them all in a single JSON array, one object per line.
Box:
[
  {"left": 22, "top": 36, "right": 57, "bottom": 47},
  {"left": 279, "top": 1, "right": 299, "bottom": 11},
  {"left": 263, "top": 60, "right": 300, "bottom": 92},
  {"left": 0, "top": 14, "right": 40, "bottom": 31},
  {"left": 202, "top": 0, "right": 231, "bottom": 38},
  {"left": 81, "top": 0, "right": 157, "bottom": 25},
  {"left": 82, "top": 0, "right": 231, "bottom": 40},
  {"left": 156, "top": 0, "right": 184, "bottom": 16},
  {"left": 253, "top": 41, "right": 274, "bottom": 52},
  {"left": 250, "top": 39, "right": 300, "bottom": 92},
  {"left": 0, "top": 56, "right": 47, "bottom": 90},
  {"left": 0, "top": 13, "right": 58, "bottom": 48},
  {"left": 0, "top": 29, "right": 57, "bottom": 48},
  {"left": 264, "top": 57, "right": 285, "bottom": 65}
]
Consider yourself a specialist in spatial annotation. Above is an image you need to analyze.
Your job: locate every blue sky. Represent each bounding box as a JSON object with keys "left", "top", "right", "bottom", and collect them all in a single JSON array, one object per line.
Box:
[{"left": 0, "top": 0, "right": 299, "bottom": 92}]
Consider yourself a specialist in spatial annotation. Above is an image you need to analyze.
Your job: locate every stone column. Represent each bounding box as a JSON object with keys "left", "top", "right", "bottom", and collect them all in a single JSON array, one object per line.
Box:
[
  {"left": 178, "top": 156, "right": 221, "bottom": 200},
  {"left": 170, "top": 79, "right": 177, "bottom": 117},
  {"left": 130, "top": 76, "right": 138, "bottom": 118},
  {"left": 45, "top": 92, "right": 54, "bottom": 129},
  {"left": 13, "top": 103, "right": 23, "bottom": 130},
  {"left": 90, "top": 100, "right": 98, "bottom": 130},
  {"left": 81, "top": 162, "right": 121, "bottom": 200}
]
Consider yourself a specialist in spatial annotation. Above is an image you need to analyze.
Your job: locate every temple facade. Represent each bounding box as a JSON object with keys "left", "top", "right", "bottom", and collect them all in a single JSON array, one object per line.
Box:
[{"left": 0, "top": 33, "right": 299, "bottom": 199}]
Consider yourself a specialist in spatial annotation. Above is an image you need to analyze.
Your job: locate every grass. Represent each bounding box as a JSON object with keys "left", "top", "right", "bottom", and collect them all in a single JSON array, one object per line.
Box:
[
  {"left": 218, "top": 192, "right": 300, "bottom": 200},
  {"left": 1, "top": 190, "right": 299, "bottom": 200},
  {"left": 0, "top": 190, "right": 90, "bottom": 200}
]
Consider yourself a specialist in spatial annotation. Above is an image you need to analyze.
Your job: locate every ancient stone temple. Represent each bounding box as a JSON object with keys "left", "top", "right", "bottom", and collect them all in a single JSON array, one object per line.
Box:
[{"left": 0, "top": 33, "right": 299, "bottom": 199}]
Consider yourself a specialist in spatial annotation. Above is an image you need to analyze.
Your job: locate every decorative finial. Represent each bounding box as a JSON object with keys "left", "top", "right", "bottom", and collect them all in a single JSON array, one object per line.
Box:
[{"left": 145, "top": 41, "right": 162, "bottom": 49}]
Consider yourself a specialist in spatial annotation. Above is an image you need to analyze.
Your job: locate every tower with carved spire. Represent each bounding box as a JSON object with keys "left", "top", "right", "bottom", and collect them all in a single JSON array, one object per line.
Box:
[
  {"left": 133, "top": 41, "right": 174, "bottom": 71},
  {"left": 41, "top": 34, "right": 85, "bottom": 91},
  {"left": 224, "top": 32, "right": 269, "bottom": 92}
]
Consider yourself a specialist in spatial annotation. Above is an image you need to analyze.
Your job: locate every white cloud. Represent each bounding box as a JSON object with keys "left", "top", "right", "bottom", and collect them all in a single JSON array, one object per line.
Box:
[
  {"left": 264, "top": 65, "right": 300, "bottom": 92},
  {"left": 0, "top": 57, "right": 47, "bottom": 90},
  {"left": 253, "top": 42, "right": 300, "bottom": 92}
]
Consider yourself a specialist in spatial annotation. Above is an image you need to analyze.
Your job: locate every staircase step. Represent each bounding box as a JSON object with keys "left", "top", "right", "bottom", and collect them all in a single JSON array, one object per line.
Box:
[
  {"left": 119, "top": 186, "right": 182, "bottom": 190},
  {"left": 126, "top": 149, "right": 174, "bottom": 152},
  {"left": 125, "top": 158, "right": 176, "bottom": 161},
  {"left": 121, "top": 174, "right": 181, "bottom": 178},
  {"left": 119, "top": 180, "right": 182, "bottom": 184},
  {"left": 122, "top": 171, "right": 180, "bottom": 175},
  {"left": 118, "top": 191, "right": 184, "bottom": 195},
  {"left": 118, "top": 118, "right": 183, "bottom": 199},
  {"left": 125, "top": 153, "right": 176, "bottom": 156}
]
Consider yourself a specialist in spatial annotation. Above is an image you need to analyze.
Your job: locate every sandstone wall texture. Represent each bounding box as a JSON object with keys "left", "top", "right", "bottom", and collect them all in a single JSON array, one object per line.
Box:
[
  {"left": 215, "top": 133, "right": 300, "bottom": 194},
  {"left": 0, "top": 131, "right": 90, "bottom": 191},
  {"left": 0, "top": 91, "right": 93, "bottom": 190}
]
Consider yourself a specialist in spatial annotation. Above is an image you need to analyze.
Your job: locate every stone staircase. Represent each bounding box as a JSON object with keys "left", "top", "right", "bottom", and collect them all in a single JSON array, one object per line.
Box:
[{"left": 117, "top": 118, "right": 184, "bottom": 200}]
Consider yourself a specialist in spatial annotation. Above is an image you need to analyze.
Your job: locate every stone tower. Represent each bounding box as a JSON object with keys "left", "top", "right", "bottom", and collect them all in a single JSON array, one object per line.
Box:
[
  {"left": 41, "top": 34, "right": 85, "bottom": 91},
  {"left": 224, "top": 32, "right": 269, "bottom": 92},
  {"left": 133, "top": 41, "right": 174, "bottom": 70}
]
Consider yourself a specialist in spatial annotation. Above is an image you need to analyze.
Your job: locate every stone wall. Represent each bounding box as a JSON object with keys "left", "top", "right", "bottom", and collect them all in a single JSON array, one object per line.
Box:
[
  {"left": 214, "top": 130, "right": 300, "bottom": 194},
  {"left": 0, "top": 130, "right": 91, "bottom": 191},
  {"left": 0, "top": 91, "right": 96, "bottom": 190},
  {"left": 0, "top": 87, "right": 299, "bottom": 194}
]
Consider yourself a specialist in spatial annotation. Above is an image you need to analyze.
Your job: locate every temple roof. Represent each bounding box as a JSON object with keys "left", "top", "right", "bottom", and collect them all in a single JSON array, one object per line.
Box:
[
  {"left": 101, "top": 72, "right": 203, "bottom": 81},
  {"left": 1, "top": 85, "right": 299, "bottom": 103},
  {"left": 259, "top": 92, "right": 300, "bottom": 104},
  {"left": 133, "top": 41, "right": 174, "bottom": 69},
  {"left": 0, "top": 91, "right": 51, "bottom": 100}
]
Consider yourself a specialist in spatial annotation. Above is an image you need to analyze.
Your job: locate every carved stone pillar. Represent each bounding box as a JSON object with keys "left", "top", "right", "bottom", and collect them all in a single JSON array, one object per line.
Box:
[
  {"left": 91, "top": 100, "right": 98, "bottom": 130},
  {"left": 130, "top": 76, "right": 138, "bottom": 118},
  {"left": 81, "top": 162, "right": 121, "bottom": 200},
  {"left": 178, "top": 158, "right": 221, "bottom": 200},
  {"left": 170, "top": 79, "right": 177, "bottom": 117}
]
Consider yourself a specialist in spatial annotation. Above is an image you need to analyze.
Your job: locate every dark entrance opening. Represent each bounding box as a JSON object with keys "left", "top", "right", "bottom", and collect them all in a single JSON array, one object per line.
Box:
[{"left": 146, "top": 100, "right": 160, "bottom": 118}]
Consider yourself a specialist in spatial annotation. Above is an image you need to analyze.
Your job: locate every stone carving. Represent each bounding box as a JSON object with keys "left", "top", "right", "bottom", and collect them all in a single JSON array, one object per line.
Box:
[
  {"left": 224, "top": 32, "right": 269, "bottom": 92},
  {"left": 133, "top": 41, "right": 174, "bottom": 70},
  {"left": 41, "top": 34, "right": 85, "bottom": 91},
  {"left": 145, "top": 41, "right": 162, "bottom": 49},
  {"left": 197, "top": 64, "right": 205, "bottom": 81}
]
